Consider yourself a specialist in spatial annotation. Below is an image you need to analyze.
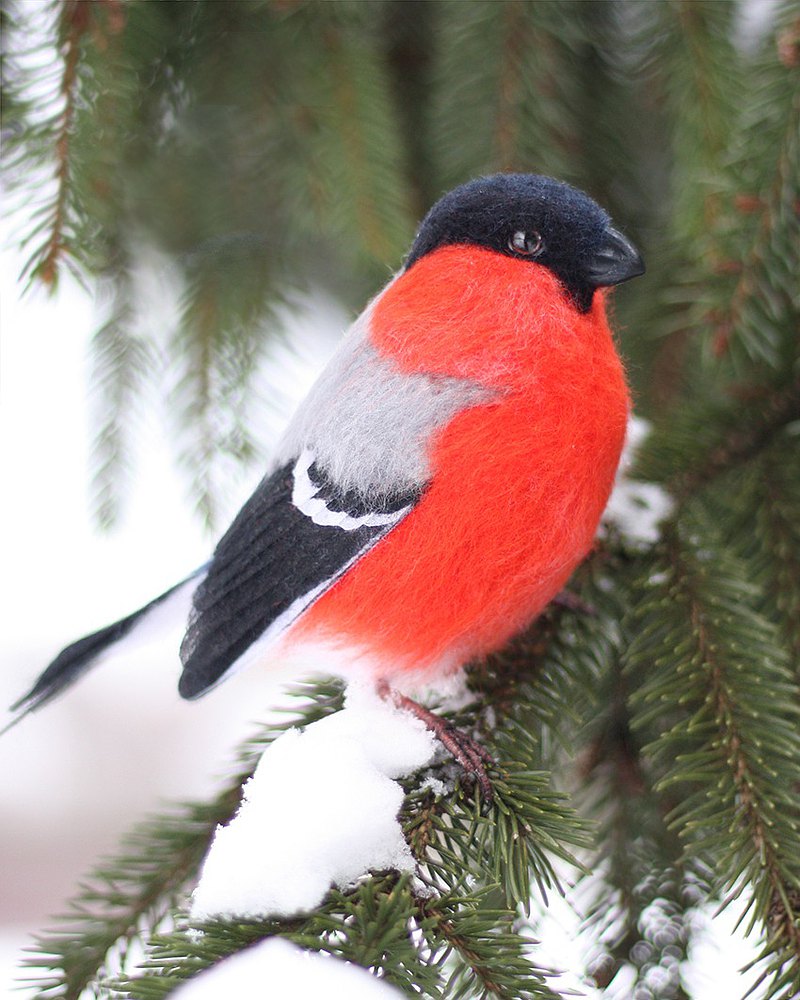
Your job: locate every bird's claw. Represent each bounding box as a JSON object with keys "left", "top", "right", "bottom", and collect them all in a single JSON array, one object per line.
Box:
[{"left": 382, "top": 686, "right": 495, "bottom": 802}]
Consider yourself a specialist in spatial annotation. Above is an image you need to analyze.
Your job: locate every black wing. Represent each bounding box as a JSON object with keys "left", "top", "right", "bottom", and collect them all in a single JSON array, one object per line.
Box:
[{"left": 178, "top": 453, "right": 422, "bottom": 699}]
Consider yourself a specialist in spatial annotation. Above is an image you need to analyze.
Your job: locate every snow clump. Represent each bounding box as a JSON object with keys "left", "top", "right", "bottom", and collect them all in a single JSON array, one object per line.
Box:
[
  {"left": 170, "top": 937, "right": 404, "bottom": 999},
  {"left": 602, "top": 415, "right": 673, "bottom": 547},
  {"left": 190, "top": 680, "right": 436, "bottom": 920}
]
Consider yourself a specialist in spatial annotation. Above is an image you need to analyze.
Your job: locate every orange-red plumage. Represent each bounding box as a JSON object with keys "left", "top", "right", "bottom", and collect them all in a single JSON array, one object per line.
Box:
[{"left": 290, "top": 246, "right": 629, "bottom": 678}]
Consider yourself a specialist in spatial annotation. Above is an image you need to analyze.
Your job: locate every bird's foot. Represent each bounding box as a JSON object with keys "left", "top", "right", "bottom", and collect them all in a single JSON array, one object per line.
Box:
[
  {"left": 379, "top": 683, "right": 495, "bottom": 801},
  {"left": 552, "top": 588, "right": 597, "bottom": 616}
]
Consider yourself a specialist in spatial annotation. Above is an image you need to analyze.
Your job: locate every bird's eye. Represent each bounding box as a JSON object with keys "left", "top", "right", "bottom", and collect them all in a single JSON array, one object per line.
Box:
[{"left": 508, "top": 230, "right": 544, "bottom": 256}]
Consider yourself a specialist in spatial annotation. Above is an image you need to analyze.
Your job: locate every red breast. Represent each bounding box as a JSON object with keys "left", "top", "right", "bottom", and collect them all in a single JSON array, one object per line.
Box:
[{"left": 289, "top": 246, "right": 630, "bottom": 678}]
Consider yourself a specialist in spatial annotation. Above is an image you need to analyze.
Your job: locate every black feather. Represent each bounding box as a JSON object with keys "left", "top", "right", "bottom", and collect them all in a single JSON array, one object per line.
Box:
[
  {"left": 5, "top": 570, "right": 204, "bottom": 731},
  {"left": 178, "top": 461, "right": 421, "bottom": 700}
]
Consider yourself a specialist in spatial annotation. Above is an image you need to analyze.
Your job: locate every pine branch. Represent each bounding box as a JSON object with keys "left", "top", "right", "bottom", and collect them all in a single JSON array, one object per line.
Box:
[
  {"left": 666, "top": 0, "right": 735, "bottom": 238},
  {"left": 18, "top": 0, "right": 126, "bottom": 290},
  {"left": 0, "top": 1, "right": 28, "bottom": 122},
  {"left": 170, "top": 260, "right": 274, "bottom": 529},
  {"left": 696, "top": 432, "right": 800, "bottom": 678},
  {"left": 417, "top": 886, "right": 554, "bottom": 1000},
  {"left": 173, "top": 276, "right": 220, "bottom": 528},
  {"left": 432, "top": 0, "right": 578, "bottom": 187},
  {"left": 33, "top": 0, "right": 88, "bottom": 288},
  {"left": 115, "top": 877, "right": 555, "bottom": 1000},
  {"left": 17, "top": 680, "right": 347, "bottom": 1000},
  {"left": 109, "top": 874, "right": 446, "bottom": 1000},
  {"left": 662, "top": 377, "right": 800, "bottom": 502},
  {"left": 323, "top": 22, "right": 396, "bottom": 262},
  {"left": 711, "top": 84, "right": 799, "bottom": 375},
  {"left": 90, "top": 276, "right": 157, "bottom": 529},
  {"left": 757, "top": 444, "right": 800, "bottom": 669},
  {"left": 381, "top": 0, "right": 437, "bottom": 216},
  {"left": 634, "top": 14, "right": 799, "bottom": 499},
  {"left": 490, "top": 1, "right": 528, "bottom": 173},
  {"left": 624, "top": 509, "right": 800, "bottom": 996},
  {"left": 316, "top": 7, "right": 414, "bottom": 272},
  {"left": 17, "top": 649, "right": 596, "bottom": 1000}
]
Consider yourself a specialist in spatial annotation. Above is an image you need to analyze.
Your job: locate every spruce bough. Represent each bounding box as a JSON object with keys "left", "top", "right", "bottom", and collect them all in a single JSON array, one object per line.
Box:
[{"left": 4, "top": 1, "right": 799, "bottom": 996}]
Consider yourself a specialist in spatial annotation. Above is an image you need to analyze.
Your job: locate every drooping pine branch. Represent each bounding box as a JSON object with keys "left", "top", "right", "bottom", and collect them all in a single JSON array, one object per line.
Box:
[
  {"left": 663, "top": 0, "right": 737, "bottom": 243},
  {"left": 17, "top": 0, "right": 126, "bottom": 290},
  {"left": 31, "top": 0, "right": 88, "bottom": 288},
  {"left": 634, "top": 66, "right": 799, "bottom": 502},
  {"left": 708, "top": 80, "right": 799, "bottom": 377},
  {"left": 90, "top": 275, "right": 157, "bottom": 529},
  {"left": 431, "top": 0, "right": 580, "bottom": 187},
  {"left": 624, "top": 509, "right": 800, "bottom": 997}
]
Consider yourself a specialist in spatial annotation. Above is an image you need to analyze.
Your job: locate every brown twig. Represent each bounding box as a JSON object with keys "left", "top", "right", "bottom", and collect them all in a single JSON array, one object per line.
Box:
[{"left": 38, "top": 1, "right": 91, "bottom": 286}]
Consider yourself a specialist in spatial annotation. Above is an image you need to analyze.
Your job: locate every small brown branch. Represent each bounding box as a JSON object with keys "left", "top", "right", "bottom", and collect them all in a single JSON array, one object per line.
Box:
[
  {"left": 417, "top": 900, "right": 504, "bottom": 996},
  {"left": 38, "top": 0, "right": 125, "bottom": 288},
  {"left": 777, "top": 15, "right": 800, "bottom": 68},
  {"left": 38, "top": 0, "right": 91, "bottom": 287},
  {"left": 404, "top": 791, "right": 437, "bottom": 860}
]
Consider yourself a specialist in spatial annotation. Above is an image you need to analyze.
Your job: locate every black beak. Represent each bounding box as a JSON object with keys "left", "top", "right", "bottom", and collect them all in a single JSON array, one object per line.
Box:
[{"left": 586, "top": 227, "right": 645, "bottom": 288}]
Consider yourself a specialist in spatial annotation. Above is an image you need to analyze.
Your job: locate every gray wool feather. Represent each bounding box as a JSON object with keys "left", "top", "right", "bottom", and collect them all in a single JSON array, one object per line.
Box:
[{"left": 274, "top": 299, "right": 495, "bottom": 499}]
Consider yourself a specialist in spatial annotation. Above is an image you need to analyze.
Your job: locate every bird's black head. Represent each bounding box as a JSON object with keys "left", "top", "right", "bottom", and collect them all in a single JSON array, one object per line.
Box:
[{"left": 405, "top": 174, "right": 644, "bottom": 313}]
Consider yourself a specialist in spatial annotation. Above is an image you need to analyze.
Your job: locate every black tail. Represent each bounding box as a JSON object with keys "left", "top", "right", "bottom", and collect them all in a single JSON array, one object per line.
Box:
[{"left": 3, "top": 567, "right": 206, "bottom": 735}]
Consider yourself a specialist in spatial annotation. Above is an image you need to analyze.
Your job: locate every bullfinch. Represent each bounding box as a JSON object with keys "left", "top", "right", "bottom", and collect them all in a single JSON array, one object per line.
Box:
[{"left": 7, "top": 174, "right": 644, "bottom": 791}]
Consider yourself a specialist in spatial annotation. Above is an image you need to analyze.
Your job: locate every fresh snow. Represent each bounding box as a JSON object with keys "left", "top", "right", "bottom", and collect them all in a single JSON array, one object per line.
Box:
[
  {"left": 603, "top": 416, "right": 673, "bottom": 547},
  {"left": 170, "top": 937, "right": 403, "bottom": 999},
  {"left": 190, "top": 681, "right": 436, "bottom": 920}
]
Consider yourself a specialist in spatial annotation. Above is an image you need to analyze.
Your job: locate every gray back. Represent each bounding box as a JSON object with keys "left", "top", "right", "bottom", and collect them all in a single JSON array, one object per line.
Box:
[{"left": 275, "top": 299, "right": 495, "bottom": 499}]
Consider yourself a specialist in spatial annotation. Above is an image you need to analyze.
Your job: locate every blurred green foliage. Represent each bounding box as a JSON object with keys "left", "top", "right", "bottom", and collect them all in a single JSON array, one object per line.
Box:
[
  {"left": 2, "top": 0, "right": 763, "bottom": 524},
  {"left": 3, "top": 2, "right": 799, "bottom": 998}
]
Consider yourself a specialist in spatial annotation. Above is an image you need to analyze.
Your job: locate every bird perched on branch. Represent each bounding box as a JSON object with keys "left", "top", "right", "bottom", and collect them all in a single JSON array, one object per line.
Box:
[{"left": 6, "top": 174, "right": 644, "bottom": 794}]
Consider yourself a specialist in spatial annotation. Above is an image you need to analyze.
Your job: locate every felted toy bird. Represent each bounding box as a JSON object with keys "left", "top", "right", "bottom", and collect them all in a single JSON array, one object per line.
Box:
[{"left": 7, "top": 174, "right": 644, "bottom": 793}]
